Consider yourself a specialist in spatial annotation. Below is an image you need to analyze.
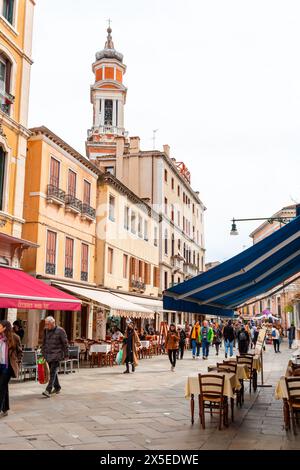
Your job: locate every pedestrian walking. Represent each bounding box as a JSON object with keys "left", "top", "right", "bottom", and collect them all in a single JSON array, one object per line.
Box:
[
  {"left": 12, "top": 320, "right": 25, "bottom": 342},
  {"left": 272, "top": 325, "right": 281, "bottom": 353},
  {"left": 287, "top": 323, "right": 296, "bottom": 349},
  {"left": 41, "top": 316, "right": 68, "bottom": 397},
  {"left": 122, "top": 321, "right": 141, "bottom": 373},
  {"left": 177, "top": 327, "right": 186, "bottom": 360},
  {"left": 166, "top": 324, "right": 179, "bottom": 371},
  {"left": 212, "top": 323, "right": 222, "bottom": 356},
  {"left": 238, "top": 326, "right": 250, "bottom": 354},
  {"left": 223, "top": 320, "right": 235, "bottom": 358},
  {"left": 200, "top": 321, "right": 214, "bottom": 359},
  {"left": 0, "top": 320, "right": 23, "bottom": 417},
  {"left": 190, "top": 321, "right": 201, "bottom": 359}
]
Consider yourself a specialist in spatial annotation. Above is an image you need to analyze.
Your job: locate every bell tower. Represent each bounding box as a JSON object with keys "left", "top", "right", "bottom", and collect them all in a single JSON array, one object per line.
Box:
[{"left": 86, "top": 25, "right": 128, "bottom": 162}]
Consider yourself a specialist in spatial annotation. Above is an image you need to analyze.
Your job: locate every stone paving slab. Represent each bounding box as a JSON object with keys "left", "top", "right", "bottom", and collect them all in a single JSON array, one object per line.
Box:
[{"left": 1, "top": 341, "right": 300, "bottom": 450}]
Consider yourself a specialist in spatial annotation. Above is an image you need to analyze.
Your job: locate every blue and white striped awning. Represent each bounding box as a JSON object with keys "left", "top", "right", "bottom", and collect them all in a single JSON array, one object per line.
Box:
[{"left": 163, "top": 215, "right": 300, "bottom": 317}]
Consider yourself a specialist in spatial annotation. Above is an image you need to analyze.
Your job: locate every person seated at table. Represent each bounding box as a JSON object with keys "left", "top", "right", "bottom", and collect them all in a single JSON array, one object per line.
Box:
[
  {"left": 111, "top": 327, "right": 124, "bottom": 341},
  {"left": 238, "top": 326, "right": 250, "bottom": 354},
  {"left": 139, "top": 329, "right": 147, "bottom": 341}
]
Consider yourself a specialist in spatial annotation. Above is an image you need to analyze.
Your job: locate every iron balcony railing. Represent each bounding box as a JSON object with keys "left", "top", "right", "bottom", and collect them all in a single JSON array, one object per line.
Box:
[
  {"left": 65, "top": 194, "right": 82, "bottom": 213},
  {"left": 64, "top": 267, "right": 73, "bottom": 279},
  {"left": 47, "top": 184, "right": 66, "bottom": 204},
  {"left": 81, "top": 271, "right": 88, "bottom": 282},
  {"left": 0, "top": 90, "right": 14, "bottom": 116},
  {"left": 46, "top": 263, "right": 56, "bottom": 275},
  {"left": 81, "top": 203, "right": 96, "bottom": 219},
  {"left": 131, "top": 279, "right": 146, "bottom": 291}
]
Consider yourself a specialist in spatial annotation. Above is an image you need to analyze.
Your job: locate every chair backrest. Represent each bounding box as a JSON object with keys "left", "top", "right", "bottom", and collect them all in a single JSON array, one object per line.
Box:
[
  {"left": 220, "top": 362, "right": 237, "bottom": 374},
  {"left": 237, "top": 354, "right": 253, "bottom": 373},
  {"left": 198, "top": 373, "right": 225, "bottom": 399},
  {"left": 68, "top": 346, "right": 79, "bottom": 359},
  {"left": 22, "top": 350, "right": 37, "bottom": 365},
  {"left": 285, "top": 377, "right": 300, "bottom": 401}
]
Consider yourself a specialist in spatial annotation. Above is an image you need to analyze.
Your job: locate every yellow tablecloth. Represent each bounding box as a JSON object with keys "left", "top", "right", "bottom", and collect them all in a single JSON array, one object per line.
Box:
[
  {"left": 275, "top": 376, "right": 288, "bottom": 400},
  {"left": 224, "top": 355, "right": 262, "bottom": 372},
  {"left": 185, "top": 372, "right": 241, "bottom": 400},
  {"left": 208, "top": 364, "right": 249, "bottom": 380}
]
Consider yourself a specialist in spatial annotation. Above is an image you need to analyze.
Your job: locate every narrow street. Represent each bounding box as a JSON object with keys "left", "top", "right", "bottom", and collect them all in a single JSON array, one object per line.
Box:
[{"left": 1, "top": 341, "right": 299, "bottom": 450}]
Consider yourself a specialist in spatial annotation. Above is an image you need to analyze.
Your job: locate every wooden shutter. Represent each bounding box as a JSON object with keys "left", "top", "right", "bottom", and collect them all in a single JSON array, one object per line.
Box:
[
  {"left": 65, "top": 238, "right": 74, "bottom": 270},
  {"left": 68, "top": 170, "right": 76, "bottom": 197},
  {"left": 81, "top": 244, "right": 89, "bottom": 273},
  {"left": 46, "top": 231, "right": 57, "bottom": 265},
  {"left": 50, "top": 158, "right": 60, "bottom": 188},
  {"left": 83, "top": 180, "right": 91, "bottom": 205}
]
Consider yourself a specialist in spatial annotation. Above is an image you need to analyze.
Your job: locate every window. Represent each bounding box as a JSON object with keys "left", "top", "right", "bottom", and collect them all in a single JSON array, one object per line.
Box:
[
  {"left": 178, "top": 239, "right": 181, "bottom": 252},
  {"left": 107, "top": 247, "right": 113, "bottom": 274},
  {"left": 46, "top": 231, "right": 57, "bottom": 275},
  {"left": 124, "top": 206, "right": 129, "bottom": 230},
  {"left": 193, "top": 226, "right": 195, "bottom": 240},
  {"left": 0, "top": 54, "right": 12, "bottom": 115},
  {"left": 193, "top": 203, "right": 195, "bottom": 214},
  {"left": 104, "top": 99, "right": 113, "bottom": 125},
  {"left": 109, "top": 194, "right": 115, "bottom": 222},
  {"left": 164, "top": 169, "right": 168, "bottom": 182},
  {"left": 177, "top": 185, "right": 180, "bottom": 197},
  {"left": 138, "top": 214, "right": 143, "bottom": 238},
  {"left": 123, "top": 254, "right": 128, "bottom": 278},
  {"left": 154, "top": 226, "right": 158, "bottom": 247},
  {"left": 144, "top": 220, "right": 148, "bottom": 241},
  {"left": 183, "top": 192, "right": 185, "bottom": 204},
  {"left": 138, "top": 260, "right": 144, "bottom": 280},
  {"left": 171, "top": 178, "right": 174, "bottom": 190},
  {"left": 164, "top": 271, "right": 168, "bottom": 291},
  {"left": 164, "top": 229, "right": 168, "bottom": 255},
  {"left": 197, "top": 231, "right": 199, "bottom": 244},
  {"left": 50, "top": 157, "right": 60, "bottom": 188},
  {"left": 2, "top": 0, "right": 14, "bottom": 25},
  {"left": 164, "top": 197, "right": 168, "bottom": 216},
  {"left": 131, "top": 211, "right": 136, "bottom": 234},
  {"left": 153, "top": 267, "right": 160, "bottom": 288},
  {"left": 81, "top": 244, "right": 89, "bottom": 281},
  {"left": 83, "top": 180, "right": 91, "bottom": 205},
  {"left": 171, "top": 204, "right": 174, "bottom": 222},
  {"left": 183, "top": 216, "right": 185, "bottom": 233},
  {"left": 68, "top": 170, "right": 76, "bottom": 198},
  {"left": 144, "top": 263, "right": 150, "bottom": 285},
  {"left": 171, "top": 234, "right": 175, "bottom": 257},
  {"left": 177, "top": 211, "right": 180, "bottom": 227},
  {"left": 65, "top": 238, "right": 74, "bottom": 278},
  {"left": 105, "top": 166, "right": 115, "bottom": 175},
  {"left": 0, "top": 147, "right": 5, "bottom": 211}
]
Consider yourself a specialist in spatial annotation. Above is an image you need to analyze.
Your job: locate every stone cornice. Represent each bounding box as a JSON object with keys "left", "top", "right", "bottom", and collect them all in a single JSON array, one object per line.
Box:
[{"left": 0, "top": 110, "right": 30, "bottom": 138}]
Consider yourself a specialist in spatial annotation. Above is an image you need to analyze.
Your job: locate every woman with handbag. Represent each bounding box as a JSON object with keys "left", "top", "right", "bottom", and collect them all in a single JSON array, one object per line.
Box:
[
  {"left": 122, "top": 321, "right": 141, "bottom": 373},
  {"left": 166, "top": 324, "right": 180, "bottom": 371},
  {"left": 0, "top": 320, "right": 23, "bottom": 418}
]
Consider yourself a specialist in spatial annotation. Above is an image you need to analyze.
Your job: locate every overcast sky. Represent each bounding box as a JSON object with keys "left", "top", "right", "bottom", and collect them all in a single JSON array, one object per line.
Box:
[{"left": 28, "top": 0, "right": 300, "bottom": 263}]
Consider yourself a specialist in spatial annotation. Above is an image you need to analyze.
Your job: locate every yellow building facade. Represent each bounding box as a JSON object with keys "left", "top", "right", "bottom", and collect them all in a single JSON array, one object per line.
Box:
[{"left": 21, "top": 126, "right": 98, "bottom": 345}]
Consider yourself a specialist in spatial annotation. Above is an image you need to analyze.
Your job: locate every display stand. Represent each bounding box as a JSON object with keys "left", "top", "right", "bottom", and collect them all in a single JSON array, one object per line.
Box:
[{"left": 255, "top": 327, "right": 272, "bottom": 388}]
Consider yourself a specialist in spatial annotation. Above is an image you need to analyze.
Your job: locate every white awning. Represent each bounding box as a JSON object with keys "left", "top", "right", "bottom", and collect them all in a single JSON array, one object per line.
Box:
[
  {"left": 53, "top": 283, "right": 155, "bottom": 319},
  {"left": 114, "top": 293, "right": 163, "bottom": 312}
]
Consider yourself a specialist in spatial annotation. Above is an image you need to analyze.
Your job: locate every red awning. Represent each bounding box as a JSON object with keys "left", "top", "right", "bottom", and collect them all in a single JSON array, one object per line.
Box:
[{"left": 0, "top": 267, "right": 81, "bottom": 311}]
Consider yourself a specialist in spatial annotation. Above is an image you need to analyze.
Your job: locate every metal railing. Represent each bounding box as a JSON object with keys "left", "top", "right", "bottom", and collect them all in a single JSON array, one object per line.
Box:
[
  {"left": 131, "top": 279, "right": 146, "bottom": 291},
  {"left": 47, "top": 184, "right": 66, "bottom": 203},
  {"left": 64, "top": 267, "right": 73, "bottom": 279},
  {"left": 65, "top": 194, "right": 82, "bottom": 212},
  {"left": 81, "top": 203, "right": 96, "bottom": 219},
  {"left": 46, "top": 263, "right": 56, "bottom": 275},
  {"left": 81, "top": 271, "right": 88, "bottom": 282},
  {"left": 0, "top": 90, "right": 14, "bottom": 116}
]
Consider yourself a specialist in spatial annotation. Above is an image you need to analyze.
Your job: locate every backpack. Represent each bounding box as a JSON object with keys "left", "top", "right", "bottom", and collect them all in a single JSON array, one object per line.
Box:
[
  {"left": 271, "top": 329, "right": 276, "bottom": 338},
  {"left": 239, "top": 331, "right": 247, "bottom": 342}
]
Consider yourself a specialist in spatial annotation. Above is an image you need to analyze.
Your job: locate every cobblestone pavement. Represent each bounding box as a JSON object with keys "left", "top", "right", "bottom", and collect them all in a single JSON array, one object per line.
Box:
[{"left": 1, "top": 341, "right": 299, "bottom": 450}]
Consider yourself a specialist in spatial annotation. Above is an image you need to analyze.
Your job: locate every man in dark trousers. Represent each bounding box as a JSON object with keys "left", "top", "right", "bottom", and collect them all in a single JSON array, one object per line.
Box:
[
  {"left": 287, "top": 323, "right": 296, "bottom": 349},
  {"left": 41, "top": 316, "right": 68, "bottom": 398}
]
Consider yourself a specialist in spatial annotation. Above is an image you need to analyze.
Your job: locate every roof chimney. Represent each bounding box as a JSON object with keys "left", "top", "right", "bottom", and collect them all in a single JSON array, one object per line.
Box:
[
  {"left": 129, "top": 136, "right": 140, "bottom": 153},
  {"left": 163, "top": 144, "right": 170, "bottom": 157}
]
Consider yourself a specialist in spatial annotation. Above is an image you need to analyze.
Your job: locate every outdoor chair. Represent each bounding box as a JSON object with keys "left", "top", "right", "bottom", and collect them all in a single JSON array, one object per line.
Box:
[
  {"left": 237, "top": 355, "right": 254, "bottom": 402},
  {"left": 198, "top": 373, "right": 228, "bottom": 430},
  {"left": 68, "top": 346, "right": 80, "bottom": 371},
  {"left": 20, "top": 350, "right": 37, "bottom": 381},
  {"left": 217, "top": 362, "right": 240, "bottom": 419},
  {"left": 285, "top": 377, "right": 300, "bottom": 434}
]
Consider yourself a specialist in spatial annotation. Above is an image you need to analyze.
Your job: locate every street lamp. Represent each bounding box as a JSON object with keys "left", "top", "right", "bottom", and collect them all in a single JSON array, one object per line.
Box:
[{"left": 230, "top": 216, "right": 294, "bottom": 235}]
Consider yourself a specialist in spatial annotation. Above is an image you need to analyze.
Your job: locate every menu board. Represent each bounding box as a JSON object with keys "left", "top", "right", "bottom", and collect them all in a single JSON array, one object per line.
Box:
[{"left": 254, "top": 327, "right": 267, "bottom": 356}]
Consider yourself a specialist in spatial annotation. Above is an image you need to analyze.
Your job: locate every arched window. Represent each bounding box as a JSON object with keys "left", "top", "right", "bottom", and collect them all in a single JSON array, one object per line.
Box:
[
  {"left": 0, "top": 147, "right": 5, "bottom": 211},
  {"left": 0, "top": 52, "right": 13, "bottom": 115},
  {"left": 171, "top": 234, "right": 175, "bottom": 257},
  {"left": 2, "top": 1, "right": 15, "bottom": 25},
  {"left": 164, "top": 229, "right": 168, "bottom": 255}
]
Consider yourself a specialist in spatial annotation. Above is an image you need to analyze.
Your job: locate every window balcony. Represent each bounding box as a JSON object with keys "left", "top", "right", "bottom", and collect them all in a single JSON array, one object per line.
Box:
[
  {"left": 47, "top": 184, "right": 65, "bottom": 206},
  {"left": 131, "top": 279, "right": 146, "bottom": 292},
  {"left": 64, "top": 267, "right": 73, "bottom": 279},
  {"left": 183, "top": 262, "right": 199, "bottom": 278},
  {"left": 81, "top": 271, "right": 88, "bottom": 282},
  {"left": 46, "top": 263, "right": 56, "bottom": 275},
  {"left": 0, "top": 90, "right": 14, "bottom": 116},
  {"left": 81, "top": 203, "right": 96, "bottom": 221},
  {"left": 171, "top": 254, "right": 185, "bottom": 272},
  {"left": 65, "top": 194, "right": 82, "bottom": 214}
]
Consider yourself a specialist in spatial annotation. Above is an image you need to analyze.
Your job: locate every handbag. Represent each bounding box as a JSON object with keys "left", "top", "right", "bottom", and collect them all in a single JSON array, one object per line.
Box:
[
  {"left": 37, "top": 357, "right": 50, "bottom": 385},
  {"left": 116, "top": 349, "right": 123, "bottom": 365},
  {"left": 291, "top": 340, "right": 298, "bottom": 350}
]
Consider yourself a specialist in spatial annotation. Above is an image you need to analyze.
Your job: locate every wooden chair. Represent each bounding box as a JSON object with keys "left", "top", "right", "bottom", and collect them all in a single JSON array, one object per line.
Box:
[
  {"left": 237, "top": 354, "right": 254, "bottom": 403},
  {"left": 198, "top": 373, "right": 228, "bottom": 430},
  {"left": 285, "top": 377, "right": 300, "bottom": 434},
  {"left": 217, "top": 362, "right": 240, "bottom": 419}
]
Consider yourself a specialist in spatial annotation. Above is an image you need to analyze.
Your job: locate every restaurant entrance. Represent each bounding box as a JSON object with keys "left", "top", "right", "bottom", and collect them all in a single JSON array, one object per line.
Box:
[{"left": 0, "top": 309, "right": 6, "bottom": 320}]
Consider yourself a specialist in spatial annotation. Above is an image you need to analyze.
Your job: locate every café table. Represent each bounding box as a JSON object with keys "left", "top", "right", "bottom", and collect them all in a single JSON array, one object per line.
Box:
[
  {"left": 208, "top": 363, "right": 250, "bottom": 381},
  {"left": 185, "top": 371, "right": 241, "bottom": 424},
  {"left": 140, "top": 340, "right": 150, "bottom": 349},
  {"left": 275, "top": 376, "right": 290, "bottom": 430},
  {"left": 89, "top": 343, "right": 111, "bottom": 367}
]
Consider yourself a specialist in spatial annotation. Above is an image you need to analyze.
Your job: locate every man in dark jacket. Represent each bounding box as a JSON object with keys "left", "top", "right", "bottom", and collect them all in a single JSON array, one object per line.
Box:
[
  {"left": 223, "top": 320, "right": 235, "bottom": 358},
  {"left": 41, "top": 316, "right": 68, "bottom": 397},
  {"left": 287, "top": 323, "right": 296, "bottom": 349}
]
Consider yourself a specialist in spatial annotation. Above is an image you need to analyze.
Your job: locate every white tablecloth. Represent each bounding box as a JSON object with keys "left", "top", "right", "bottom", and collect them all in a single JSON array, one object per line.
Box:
[
  {"left": 140, "top": 341, "right": 150, "bottom": 349},
  {"left": 89, "top": 344, "right": 111, "bottom": 355}
]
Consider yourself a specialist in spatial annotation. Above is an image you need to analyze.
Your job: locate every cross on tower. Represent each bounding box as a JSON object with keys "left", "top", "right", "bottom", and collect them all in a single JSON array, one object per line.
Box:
[{"left": 107, "top": 18, "right": 112, "bottom": 29}]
